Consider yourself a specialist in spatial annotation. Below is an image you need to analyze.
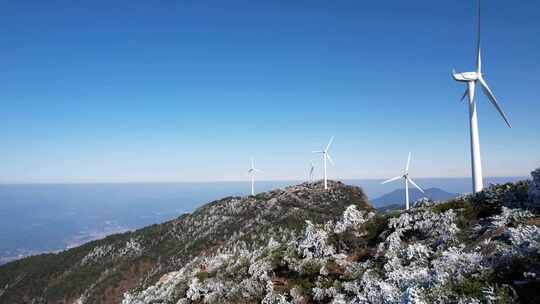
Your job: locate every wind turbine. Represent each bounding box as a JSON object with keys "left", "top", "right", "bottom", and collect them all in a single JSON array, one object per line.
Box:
[
  {"left": 312, "top": 136, "right": 334, "bottom": 190},
  {"left": 247, "top": 158, "right": 262, "bottom": 196},
  {"left": 381, "top": 152, "right": 424, "bottom": 210},
  {"left": 452, "top": 0, "right": 511, "bottom": 193},
  {"left": 308, "top": 161, "right": 315, "bottom": 182}
]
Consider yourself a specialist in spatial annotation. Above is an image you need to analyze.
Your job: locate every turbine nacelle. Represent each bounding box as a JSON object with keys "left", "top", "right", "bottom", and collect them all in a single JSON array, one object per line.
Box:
[{"left": 452, "top": 70, "right": 480, "bottom": 82}]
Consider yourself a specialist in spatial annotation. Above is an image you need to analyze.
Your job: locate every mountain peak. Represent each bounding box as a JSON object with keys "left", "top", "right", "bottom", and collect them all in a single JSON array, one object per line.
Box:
[{"left": 0, "top": 181, "right": 372, "bottom": 304}]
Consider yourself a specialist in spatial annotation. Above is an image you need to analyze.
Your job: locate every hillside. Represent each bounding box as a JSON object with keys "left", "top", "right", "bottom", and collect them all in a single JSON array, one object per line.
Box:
[
  {"left": 0, "top": 181, "right": 371, "bottom": 304},
  {"left": 371, "top": 187, "right": 459, "bottom": 207},
  {"left": 1, "top": 170, "right": 540, "bottom": 304}
]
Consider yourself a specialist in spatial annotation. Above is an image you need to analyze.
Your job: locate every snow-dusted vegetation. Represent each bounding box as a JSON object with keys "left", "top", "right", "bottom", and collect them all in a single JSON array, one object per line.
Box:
[{"left": 121, "top": 172, "right": 540, "bottom": 304}]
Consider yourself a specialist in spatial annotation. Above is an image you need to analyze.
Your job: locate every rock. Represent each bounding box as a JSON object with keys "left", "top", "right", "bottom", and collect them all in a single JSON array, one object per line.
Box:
[{"left": 528, "top": 168, "right": 540, "bottom": 211}]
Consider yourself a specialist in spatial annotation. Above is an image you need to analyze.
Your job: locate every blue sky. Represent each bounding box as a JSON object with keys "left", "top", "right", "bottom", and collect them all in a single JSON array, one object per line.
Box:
[{"left": 1, "top": 0, "right": 539, "bottom": 183}]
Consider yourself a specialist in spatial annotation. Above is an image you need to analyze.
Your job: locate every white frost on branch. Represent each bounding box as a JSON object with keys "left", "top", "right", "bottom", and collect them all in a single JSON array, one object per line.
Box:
[
  {"left": 334, "top": 205, "right": 374, "bottom": 234},
  {"left": 297, "top": 220, "right": 335, "bottom": 259}
]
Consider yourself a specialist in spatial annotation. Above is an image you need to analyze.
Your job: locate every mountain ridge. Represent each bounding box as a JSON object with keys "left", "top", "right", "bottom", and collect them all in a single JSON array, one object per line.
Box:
[
  {"left": 0, "top": 180, "right": 372, "bottom": 304},
  {"left": 371, "top": 187, "right": 459, "bottom": 207}
]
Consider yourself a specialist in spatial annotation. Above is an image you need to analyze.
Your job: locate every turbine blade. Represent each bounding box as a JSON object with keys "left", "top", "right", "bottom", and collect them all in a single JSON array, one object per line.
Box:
[
  {"left": 476, "top": 0, "right": 482, "bottom": 73},
  {"left": 312, "top": 150, "right": 323, "bottom": 154},
  {"left": 326, "top": 153, "right": 334, "bottom": 165},
  {"left": 461, "top": 89, "right": 469, "bottom": 102},
  {"left": 478, "top": 77, "right": 512, "bottom": 128},
  {"left": 405, "top": 152, "right": 411, "bottom": 172},
  {"left": 408, "top": 177, "right": 425, "bottom": 193},
  {"left": 381, "top": 176, "right": 402, "bottom": 184},
  {"left": 325, "top": 136, "right": 335, "bottom": 152},
  {"left": 251, "top": 157, "right": 254, "bottom": 169}
]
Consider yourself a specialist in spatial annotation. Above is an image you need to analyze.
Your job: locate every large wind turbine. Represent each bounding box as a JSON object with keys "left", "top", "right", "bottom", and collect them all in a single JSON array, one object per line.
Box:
[
  {"left": 247, "top": 158, "right": 262, "bottom": 196},
  {"left": 381, "top": 152, "right": 424, "bottom": 210},
  {"left": 312, "top": 136, "right": 335, "bottom": 190},
  {"left": 452, "top": 0, "right": 511, "bottom": 193}
]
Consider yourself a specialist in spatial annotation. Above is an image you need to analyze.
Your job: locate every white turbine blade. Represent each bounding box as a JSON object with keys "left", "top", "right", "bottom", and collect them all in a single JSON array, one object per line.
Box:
[
  {"left": 477, "top": 47, "right": 482, "bottom": 74},
  {"left": 476, "top": 0, "right": 482, "bottom": 73},
  {"left": 325, "top": 136, "right": 335, "bottom": 152},
  {"left": 461, "top": 89, "right": 469, "bottom": 102},
  {"left": 312, "top": 150, "right": 323, "bottom": 154},
  {"left": 405, "top": 152, "right": 411, "bottom": 172},
  {"left": 478, "top": 77, "right": 511, "bottom": 128},
  {"left": 251, "top": 158, "right": 255, "bottom": 169},
  {"left": 254, "top": 168, "right": 263, "bottom": 173},
  {"left": 408, "top": 177, "right": 425, "bottom": 193},
  {"left": 381, "top": 176, "right": 402, "bottom": 184},
  {"left": 326, "top": 153, "right": 334, "bottom": 165}
]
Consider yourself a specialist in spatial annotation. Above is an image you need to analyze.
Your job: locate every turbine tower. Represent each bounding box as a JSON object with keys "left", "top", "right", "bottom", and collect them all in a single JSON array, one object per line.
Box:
[
  {"left": 247, "top": 158, "right": 262, "bottom": 196},
  {"left": 452, "top": 0, "right": 511, "bottom": 193},
  {"left": 381, "top": 152, "right": 424, "bottom": 210},
  {"left": 312, "top": 136, "right": 335, "bottom": 190}
]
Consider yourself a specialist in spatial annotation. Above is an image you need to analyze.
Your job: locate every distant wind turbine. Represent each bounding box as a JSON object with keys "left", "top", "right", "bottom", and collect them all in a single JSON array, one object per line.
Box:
[
  {"left": 452, "top": 0, "right": 511, "bottom": 193},
  {"left": 381, "top": 152, "right": 424, "bottom": 210},
  {"left": 308, "top": 161, "right": 315, "bottom": 182},
  {"left": 312, "top": 136, "right": 335, "bottom": 190},
  {"left": 247, "top": 158, "right": 262, "bottom": 196}
]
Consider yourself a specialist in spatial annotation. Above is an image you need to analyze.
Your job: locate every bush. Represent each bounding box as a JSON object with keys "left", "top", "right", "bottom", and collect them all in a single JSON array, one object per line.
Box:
[{"left": 195, "top": 271, "right": 209, "bottom": 282}]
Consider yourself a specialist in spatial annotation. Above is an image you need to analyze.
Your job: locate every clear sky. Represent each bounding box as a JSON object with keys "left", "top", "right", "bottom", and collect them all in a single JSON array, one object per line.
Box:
[{"left": 1, "top": 0, "right": 539, "bottom": 183}]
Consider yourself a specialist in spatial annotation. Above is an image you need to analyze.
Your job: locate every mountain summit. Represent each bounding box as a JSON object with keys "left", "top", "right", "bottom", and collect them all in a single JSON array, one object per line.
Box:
[{"left": 0, "top": 180, "right": 372, "bottom": 304}]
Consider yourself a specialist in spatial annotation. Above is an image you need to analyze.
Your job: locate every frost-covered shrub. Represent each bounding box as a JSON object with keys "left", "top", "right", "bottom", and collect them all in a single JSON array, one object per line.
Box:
[
  {"left": 471, "top": 181, "right": 530, "bottom": 214},
  {"left": 489, "top": 207, "right": 533, "bottom": 228},
  {"left": 413, "top": 198, "right": 434, "bottom": 209},
  {"left": 507, "top": 224, "right": 540, "bottom": 255},
  {"left": 81, "top": 245, "right": 114, "bottom": 265},
  {"left": 380, "top": 208, "right": 459, "bottom": 259},
  {"left": 431, "top": 246, "right": 483, "bottom": 286},
  {"left": 528, "top": 168, "right": 540, "bottom": 210},
  {"left": 297, "top": 221, "right": 335, "bottom": 259},
  {"left": 334, "top": 205, "right": 374, "bottom": 234},
  {"left": 400, "top": 286, "right": 427, "bottom": 304}
]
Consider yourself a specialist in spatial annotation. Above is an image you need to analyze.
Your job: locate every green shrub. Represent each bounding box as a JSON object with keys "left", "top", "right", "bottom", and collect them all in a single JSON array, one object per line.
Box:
[
  {"left": 195, "top": 271, "right": 209, "bottom": 282},
  {"left": 454, "top": 278, "right": 484, "bottom": 298}
]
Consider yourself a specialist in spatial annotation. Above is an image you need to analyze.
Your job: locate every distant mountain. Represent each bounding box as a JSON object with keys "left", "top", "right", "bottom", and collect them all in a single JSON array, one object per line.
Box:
[{"left": 371, "top": 187, "right": 460, "bottom": 207}]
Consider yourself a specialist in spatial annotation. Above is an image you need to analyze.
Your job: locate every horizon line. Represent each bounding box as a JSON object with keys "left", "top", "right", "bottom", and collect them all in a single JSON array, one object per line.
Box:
[{"left": 0, "top": 175, "right": 529, "bottom": 186}]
